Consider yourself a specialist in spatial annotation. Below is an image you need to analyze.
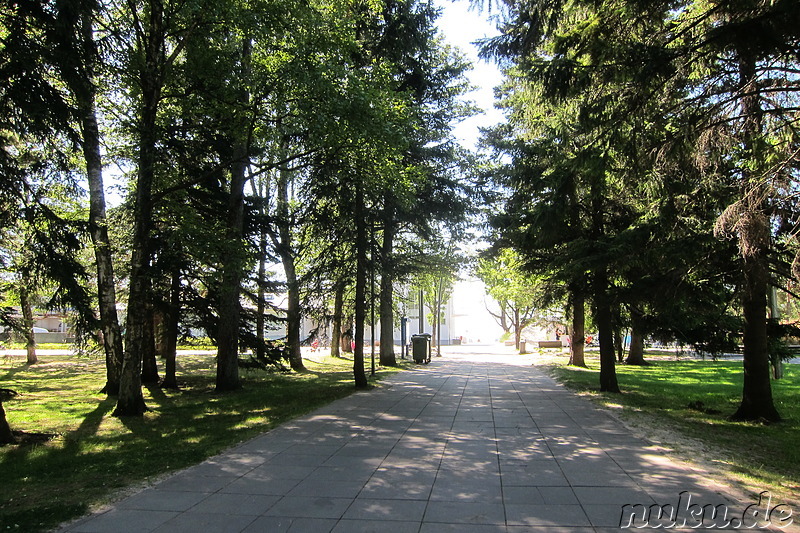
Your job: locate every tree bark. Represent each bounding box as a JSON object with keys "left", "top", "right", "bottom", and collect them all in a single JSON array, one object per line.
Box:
[
  {"left": 215, "top": 38, "right": 254, "bottom": 390},
  {"left": 378, "top": 216, "right": 397, "bottom": 366},
  {"left": 626, "top": 308, "right": 647, "bottom": 365},
  {"left": 141, "top": 285, "right": 159, "bottom": 384},
  {"left": 115, "top": 0, "right": 165, "bottom": 416},
  {"left": 418, "top": 289, "right": 424, "bottom": 334},
  {"left": 282, "top": 254, "right": 305, "bottom": 371},
  {"left": 56, "top": 0, "right": 124, "bottom": 395},
  {"left": 341, "top": 320, "right": 353, "bottom": 353},
  {"left": 594, "top": 273, "right": 620, "bottom": 393},
  {"left": 161, "top": 269, "right": 180, "bottom": 389},
  {"left": 353, "top": 181, "right": 368, "bottom": 388},
  {"left": 154, "top": 308, "right": 166, "bottom": 357},
  {"left": 330, "top": 281, "right": 344, "bottom": 358},
  {"left": 734, "top": 253, "right": 780, "bottom": 420},
  {"left": 613, "top": 327, "right": 624, "bottom": 363},
  {"left": 20, "top": 278, "right": 37, "bottom": 365},
  {"left": 499, "top": 304, "right": 510, "bottom": 334},
  {"left": 256, "top": 227, "right": 268, "bottom": 361},
  {"left": 116, "top": 215, "right": 151, "bottom": 416},
  {"left": 731, "top": 51, "right": 780, "bottom": 422},
  {"left": 213, "top": 161, "right": 247, "bottom": 391},
  {"left": 274, "top": 161, "right": 306, "bottom": 372},
  {"left": 435, "top": 276, "right": 446, "bottom": 357},
  {"left": 768, "top": 285, "right": 784, "bottom": 380},
  {"left": 569, "top": 291, "right": 586, "bottom": 367},
  {"left": 82, "top": 92, "right": 124, "bottom": 394},
  {"left": 487, "top": 302, "right": 511, "bottom": 335},
  {"left": 429, "top": 301, "right": 439, "bottom": 354},
  {"left": 588, "top": 155, "right": 620, "bottom": 393},
  {"left": 0, "top": 400, "right": 16, "bottom": 445}
]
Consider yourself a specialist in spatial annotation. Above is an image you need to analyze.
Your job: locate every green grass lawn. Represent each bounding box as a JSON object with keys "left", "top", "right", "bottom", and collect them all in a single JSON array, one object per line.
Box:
[
  {"left": 0, "top": 352, "right": 410, "bottom": 532},
  {"left": 542, "top": 353, "right": 800, "bottom": 503},
  {"left": 1, "top": 343, "right": 75, "bottom": 350}
]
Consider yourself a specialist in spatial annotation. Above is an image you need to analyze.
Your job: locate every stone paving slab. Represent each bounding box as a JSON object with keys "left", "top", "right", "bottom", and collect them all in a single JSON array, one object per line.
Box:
[{"left": 57, "top": 347, "right": 797, "bottom": 532}]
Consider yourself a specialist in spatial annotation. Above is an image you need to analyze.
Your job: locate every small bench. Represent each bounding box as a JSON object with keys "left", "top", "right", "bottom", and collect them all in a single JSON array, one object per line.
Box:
[{"left": 537, "top": 340, "right": 564, "bottom": 349}]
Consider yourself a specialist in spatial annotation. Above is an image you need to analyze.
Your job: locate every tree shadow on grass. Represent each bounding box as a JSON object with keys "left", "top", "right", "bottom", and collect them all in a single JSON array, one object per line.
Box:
[
  {"left": 0, "top": 358, "right": 406, "bottom": 533},
  {"left": 0, "top": 362, "right": 38, "bottom": 382},
  {"left": 143, "top": 382, "right": 175, "bottom": 410},
  {"left": 61, "top": 396, "right": 118, "bottom": 452},
  {"left": 0, "top": 396, "right": 117, "bottom": 532}
]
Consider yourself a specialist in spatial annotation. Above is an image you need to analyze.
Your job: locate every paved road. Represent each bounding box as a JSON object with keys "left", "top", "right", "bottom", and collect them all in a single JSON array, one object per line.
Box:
[{"left": 57, "top": 346, "right": 794, "bottom": 532}]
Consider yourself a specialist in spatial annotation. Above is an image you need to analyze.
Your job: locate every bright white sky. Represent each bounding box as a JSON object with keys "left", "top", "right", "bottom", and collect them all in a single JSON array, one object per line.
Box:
[
  {"left": 433, "top": 0, "right": 505, "bottom": 150},
  {"left": 432, "top": 1, "right": 507, "bottom": 342}
]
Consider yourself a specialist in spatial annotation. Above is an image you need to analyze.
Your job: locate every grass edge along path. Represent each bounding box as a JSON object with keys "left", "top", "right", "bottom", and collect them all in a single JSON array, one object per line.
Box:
[
  {"left": 0, "top": 353, "right": 411, "bottom": 533},
  {"left": 539, "top": 353, "right": 800, "bottom": 507}
]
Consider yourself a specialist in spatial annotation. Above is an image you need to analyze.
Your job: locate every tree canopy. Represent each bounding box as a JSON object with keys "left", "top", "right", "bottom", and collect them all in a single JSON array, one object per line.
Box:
[{"left": 479, "top": 0, "right": 800, "bottom": 418}]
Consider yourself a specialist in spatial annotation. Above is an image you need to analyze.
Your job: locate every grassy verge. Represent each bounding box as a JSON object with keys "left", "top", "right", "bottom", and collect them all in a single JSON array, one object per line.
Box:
[
  {"left": 538, "top": 351, "right": 799, "bottom": 503},
  {"left": 0, "top": 352, "right": 410, "bottom": 532},
  {"left": 1, "top": 343, "right": 75, "bottom": 350}
]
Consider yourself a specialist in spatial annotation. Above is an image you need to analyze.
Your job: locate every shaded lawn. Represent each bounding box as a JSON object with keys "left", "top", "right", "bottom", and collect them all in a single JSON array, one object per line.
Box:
[
  {"left": 544, "top": 355, "right": 800, "bottom": 502},
  {"left": 0, "top": 353, "right": 409, "bottom": 532}
]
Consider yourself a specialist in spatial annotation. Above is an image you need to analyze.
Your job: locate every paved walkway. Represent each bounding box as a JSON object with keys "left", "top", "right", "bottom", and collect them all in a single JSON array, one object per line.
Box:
[{"left": 58, "top": 347, "right": 790, "bottom": 532}]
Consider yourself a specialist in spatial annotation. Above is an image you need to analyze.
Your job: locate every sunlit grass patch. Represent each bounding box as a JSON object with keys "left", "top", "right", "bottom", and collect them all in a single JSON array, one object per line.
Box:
[
  {"left": 543, "top": 355, "right": 800, "bottom": 503},
  {"left": 0, "top": 352, "right": 409, "bottom": 532}
]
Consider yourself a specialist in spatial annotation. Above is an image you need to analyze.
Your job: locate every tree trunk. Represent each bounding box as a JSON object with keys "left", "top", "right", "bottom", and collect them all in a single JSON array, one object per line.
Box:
[
  {"left": 283, "top": 259, "right": 305, "bottom": 371},
  {"left": 768, "top": 285, "right": 784, "bottom": 380},
  {"left": 20, "top": 279, "right": 37, "bottom": 365},
  {"left": 566, "top": 168, "right": 585, "bottom": 368},
  {"left": 141, "top": 285, "right": 159, "bottom": 384},
  {"left": 117, "top": 238, "right": 151, "bottom": 417},
  {"left": 161, "top": 269, "right": 180, "bottom": 389},
  {"left": 594, "top": 268, "right": 620, "bottom": 393},
  {"left": 378, "top": 218, "right": 397, "bottom": 366},
  {"left": 734, "top": 252, "right": 780, "bottom": 420},
  {"left": 418, "top": 289, "right": 424, "bottom": 334},
  {"left": 569, "top": 291, "right": 586, "bottom": 367},
  {"left": 59, "top": 1, "right": 124, "bottom": 395},
  {"left": 431, "top": 316, "right": 439, "bottom": 356},
  {"left": 500, "top": 304, "right": 510, "bottom": 335},
  {"left": 353, "top": 181, "right": 368, "bottom": 388},
  {"left": 613, "top": 327, "right": 624, "bottom": 362},
  {"left": 117, "top": 230, "right": 151, "bottom": 415},
  {"left": 330, "top": 281, "right": 344, "bottom": 358},
  {"left": 154, "top": 309, "right": 166, "bottom": 357},
  {"left": 275, "top": 163, "right": 306, "bottom": 372},
  {"left": 256, "top": 229, "right": 268, "bottom": 361},
  {"left": 513, "top": 307, "right": 521, "bottom": 349},
  {"left": 214, "top": 241, "right": 245, "bottom": 390},
  {"left": 731, "top": 51, "right": 780, "bottom": 422},
  {"left": 82, "top": 91, "right": 124, "bottom": 394},
  {"left": 214, "top": 166, "right": 246, "bottom": 391},
  {"left": 430, "top": 304, "right": 438, "bottom": 353},
  {"left": 626, "top": 309, "right": 647, "bottom": 365},
  {"left": 216, "top": 38, "right": 253, "bottom": 390},
  {"left": 115, "top": 0, "right": 164, "bottom": 416},
  {"left": 435, "top": 277, "right": 446, "bottom": 357},
  {"left": 341, "top": 320, "right": 353, "bottom": 353},
  {"left": 0, "top": 400, "right": 16, "bottom": 445}
]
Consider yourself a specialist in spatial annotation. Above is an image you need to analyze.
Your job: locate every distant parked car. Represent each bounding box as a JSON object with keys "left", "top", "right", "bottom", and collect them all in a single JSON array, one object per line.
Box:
[{"left": 32, "top": 327, "right": 48, "bottom": 333}]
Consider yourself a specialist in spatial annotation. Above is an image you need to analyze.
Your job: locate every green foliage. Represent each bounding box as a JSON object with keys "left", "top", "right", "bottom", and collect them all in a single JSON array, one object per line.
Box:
[
  {"left": 481, "top": 0, "right": 799, "bottom": 370},
  {"left": 476, "top": 248, "right": 535, "bottom": 309},
  {"left": 476, "top": 247, "right": 548, "bottom": 337}
]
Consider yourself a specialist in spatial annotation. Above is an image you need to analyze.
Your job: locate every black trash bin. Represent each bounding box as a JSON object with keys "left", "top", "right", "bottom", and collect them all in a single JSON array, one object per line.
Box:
[{"left": 411, "top": 333, "right": 432, "bottom": 364}]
